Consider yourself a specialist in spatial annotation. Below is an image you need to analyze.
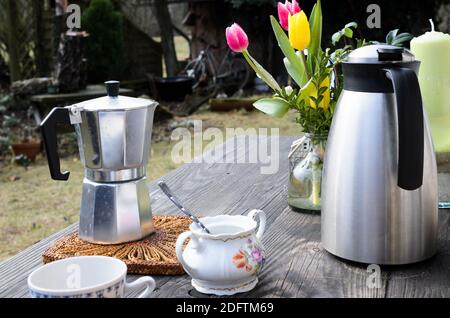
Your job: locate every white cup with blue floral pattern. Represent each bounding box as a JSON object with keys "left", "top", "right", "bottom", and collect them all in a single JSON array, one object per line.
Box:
[{"left": 28, "top": 256, "right": 155, "bottom": 298}]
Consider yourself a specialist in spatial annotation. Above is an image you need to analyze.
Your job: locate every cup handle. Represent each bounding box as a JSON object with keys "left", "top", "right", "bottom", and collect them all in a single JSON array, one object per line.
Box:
[
  {"left": 125, "top": 276, "right": 156, "bottom": 298},
  {"left": 247, "top": 209, "right": 266, "bottom": 241},
  {"left": 176, "top": 231, "right": 197, "bottom": 277}
]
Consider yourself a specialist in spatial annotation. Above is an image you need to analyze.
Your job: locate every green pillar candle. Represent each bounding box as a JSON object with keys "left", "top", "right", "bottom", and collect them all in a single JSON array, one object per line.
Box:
[{"left": 411, "top": 20, "right": 450, "bottom": 153}]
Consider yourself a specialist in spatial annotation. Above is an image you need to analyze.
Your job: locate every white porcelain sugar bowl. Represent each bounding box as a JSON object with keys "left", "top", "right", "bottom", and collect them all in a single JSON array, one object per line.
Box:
[{"left": 176, "top": 209, "right": 266, "bottom": 295}]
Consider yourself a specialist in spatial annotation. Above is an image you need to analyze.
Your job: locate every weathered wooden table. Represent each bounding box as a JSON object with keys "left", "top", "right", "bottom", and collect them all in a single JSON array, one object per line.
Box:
[{"left": 1, "top": 136, "right": 449, "bottom": 298}]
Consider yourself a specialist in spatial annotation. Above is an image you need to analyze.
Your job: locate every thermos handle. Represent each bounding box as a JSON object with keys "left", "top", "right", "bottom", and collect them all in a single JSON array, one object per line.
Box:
[
  {"left": 40, "top": 107, "right": 72, "bottom": 181},
  {"left": 383, "top": 67, "right": 424, "bottom": 190}
]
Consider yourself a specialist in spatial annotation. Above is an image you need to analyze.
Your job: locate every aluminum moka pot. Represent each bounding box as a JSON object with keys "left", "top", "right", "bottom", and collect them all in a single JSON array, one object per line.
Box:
[
  {"left": 40, "top": 81, "right": 158, "bottom": 244},
  {"left": 321, "top": 45, "right": 438, "bottom": 264}
]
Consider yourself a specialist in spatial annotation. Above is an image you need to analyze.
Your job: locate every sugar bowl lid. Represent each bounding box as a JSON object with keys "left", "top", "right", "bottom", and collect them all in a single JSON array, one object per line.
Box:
[{"left": 74, "top": 80, "right": 156, "bottom": 111}]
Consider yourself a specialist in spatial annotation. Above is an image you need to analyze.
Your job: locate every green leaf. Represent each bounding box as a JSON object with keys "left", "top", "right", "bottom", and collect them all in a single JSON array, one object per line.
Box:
[
  {"left": 386, "top": 29, "right": 399, "bottom": 44},
  {"left": 395, "top": 33, "right": 413, "bottom": 41},
  {"left": 297, "top": 78, "right": 314, "bottom": 104},
  {"left": 345, "top": 22, "right": 358, "bottom": 29},
  {"left": 344, "top": 28, "right": 353, "bottom": 38},
  {"left": 308, "top": 0, "right": 323, "bottom": 59},
  {"left": 332, "top": 31, "right": 344, "bottom": 45},
  {"left": 283, "top": 51, "right": 309, "bottom": 88},
  {"left": 270, "top": 16, "right": 308, "bottom": 87},
  {"left": 391, "top": 33, "right": 413, "bottom": 47},
  {"left": 242, "top": 51, "right": 281, "bottom": 92},
  {"left": 376, "top": 29, "right": 413, "bottom": 47},
  {"left": 318, "top": 86, "right": 327, "bottom": 95},
  {"left": 332, "top": 22, "right": 357, "bottom": 46},
  {"left": 253, "top": 97, "right": 290, "bottom": 118},
  {"left": 356, "top": 38, "right": 368, "bottom": 48}
]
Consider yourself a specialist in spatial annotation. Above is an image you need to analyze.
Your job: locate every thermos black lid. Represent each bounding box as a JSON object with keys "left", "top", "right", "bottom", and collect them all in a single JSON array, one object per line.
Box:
[
  {"left": 344, "top": 44, "right": 415, "bottom": 64},
  {"left": 342, "top": 45, "right": 420, "bottom": 93},
  {"left": 377, "top": 47, "right": 404, "bottom": 61}
]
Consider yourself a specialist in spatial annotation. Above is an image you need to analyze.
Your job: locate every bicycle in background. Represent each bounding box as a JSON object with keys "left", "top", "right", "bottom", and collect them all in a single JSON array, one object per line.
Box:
[{"left": 183, "top": 43, "right": 250, "bottom": 98}]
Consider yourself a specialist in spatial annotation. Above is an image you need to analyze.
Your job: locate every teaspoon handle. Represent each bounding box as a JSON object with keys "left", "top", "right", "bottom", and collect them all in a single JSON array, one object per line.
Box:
[{"left": 158, "top": 181, "right": 211, "bottom": 234}]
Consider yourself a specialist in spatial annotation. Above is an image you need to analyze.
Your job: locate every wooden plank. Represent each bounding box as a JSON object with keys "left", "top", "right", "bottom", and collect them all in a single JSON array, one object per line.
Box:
[
  {"left": 150, "top": 167, "right": 450, "bottom": 298},
  {"left": 257, "top": 173, "right": 449, "bottom": 298},
  {"left": 124, "top": 136, "right": 388, "bottom": 298},
  {"left": 0, "top": 135, "right": 288, "bottom": 298},
  {"left": 383, "top": 212, "right": 450, "bottom": 297},
  {"left": 1, "top": 136, "right": 450, "bottom": 298},
  {"left": 151, "top": 165, "right": 388, "bottom": 298},
  {"left": 0, "top": 224, "right": 78, "bottom": 298},
  {"left": 438, "top": 173, "right": 450, "bottom": 202},
  {"left": 146, "top": 135, "right": 288, "bottom": 298},
  {"left": 385, "top": 172, "right": 450, "bottom": 297},
  {"left": 209, "top": 97, "right": 257, "bottom": 112},
  {"left": 149, "top": 163, "right": 289, "bottom": 297},
  {"left": 437, "top": 153, "right": 450, "bottom": 173},
  {"left": 247, "top": 207, "right": 388, "bottom": 298}
]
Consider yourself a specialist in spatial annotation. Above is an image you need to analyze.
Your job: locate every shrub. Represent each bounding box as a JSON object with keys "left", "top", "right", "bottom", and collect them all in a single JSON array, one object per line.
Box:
[{"left": 82, "top": 0, "right": 124, "bottom": 83}]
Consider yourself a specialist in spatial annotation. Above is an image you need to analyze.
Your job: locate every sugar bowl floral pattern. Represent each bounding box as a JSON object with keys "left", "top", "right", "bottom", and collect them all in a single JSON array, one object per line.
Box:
[{"left": 232, "top": 238, "right": 265, "bottom": 274}]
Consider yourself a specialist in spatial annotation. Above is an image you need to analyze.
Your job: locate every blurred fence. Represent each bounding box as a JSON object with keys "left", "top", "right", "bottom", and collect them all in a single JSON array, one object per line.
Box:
[{"left": 0, "top": 0, "right": 54, "bottom": 82}]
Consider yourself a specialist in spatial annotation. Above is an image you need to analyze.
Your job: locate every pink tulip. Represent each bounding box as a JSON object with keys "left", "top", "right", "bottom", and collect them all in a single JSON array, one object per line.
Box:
[
  {"left": 277, "top": 0, "right": 301, "bottom": 30},
  {"left": 225, "top": 23, "right": 249, "bottom": 53}
]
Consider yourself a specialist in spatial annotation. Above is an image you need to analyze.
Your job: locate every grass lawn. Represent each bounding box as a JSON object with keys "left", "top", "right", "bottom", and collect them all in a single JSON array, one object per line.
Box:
[{"left": 0, "top": 109, "right": 300, "bottom": 260}]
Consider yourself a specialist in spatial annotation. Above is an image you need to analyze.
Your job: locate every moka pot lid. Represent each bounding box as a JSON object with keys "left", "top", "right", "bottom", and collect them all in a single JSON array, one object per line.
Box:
[{"left": 73, "top": 81, "right": 157, "bottom": 112}]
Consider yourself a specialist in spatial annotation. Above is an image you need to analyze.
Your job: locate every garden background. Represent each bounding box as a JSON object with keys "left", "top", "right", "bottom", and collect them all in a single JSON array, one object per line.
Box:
[{"left": 0, "top": 0, "right": 449, "bottom": 260}]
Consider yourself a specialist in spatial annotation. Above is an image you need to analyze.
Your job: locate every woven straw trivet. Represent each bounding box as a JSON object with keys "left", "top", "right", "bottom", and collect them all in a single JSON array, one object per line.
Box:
[{"left": 43, "top": 215, "right": 191, "bottom": 275}]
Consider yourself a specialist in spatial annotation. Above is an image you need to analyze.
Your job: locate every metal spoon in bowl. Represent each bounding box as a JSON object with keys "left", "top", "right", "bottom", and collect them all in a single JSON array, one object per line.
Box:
[{"left": 158, "top": 181, "right": 211, "bottom": 234}]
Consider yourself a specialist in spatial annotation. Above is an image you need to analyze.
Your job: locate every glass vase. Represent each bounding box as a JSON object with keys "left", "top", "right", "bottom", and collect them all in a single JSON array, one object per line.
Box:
[{"left": 288, "top": 133, "right": 327, "bottom": 213}]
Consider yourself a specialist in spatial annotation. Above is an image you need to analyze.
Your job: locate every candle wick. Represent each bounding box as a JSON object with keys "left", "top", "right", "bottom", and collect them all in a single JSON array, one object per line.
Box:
[{"left": 429, "top": 18, "right": 435, "bottom": 32}]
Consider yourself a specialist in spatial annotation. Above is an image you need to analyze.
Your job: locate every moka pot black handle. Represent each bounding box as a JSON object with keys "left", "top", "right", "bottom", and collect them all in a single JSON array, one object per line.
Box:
[
  {"left": 383, "top": 67, "right": 424, "bottom": 191},
  {"left": 40, "top": 107, "right": 71, "bottom": 181}
]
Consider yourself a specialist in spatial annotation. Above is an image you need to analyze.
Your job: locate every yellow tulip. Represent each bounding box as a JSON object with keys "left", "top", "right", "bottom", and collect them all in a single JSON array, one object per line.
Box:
[
  {"left": 288, "top": 11, "right": 311, "bottom": 51},
  {"left": 301, "top": 76, "right": 331, "bottom": 110}
]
